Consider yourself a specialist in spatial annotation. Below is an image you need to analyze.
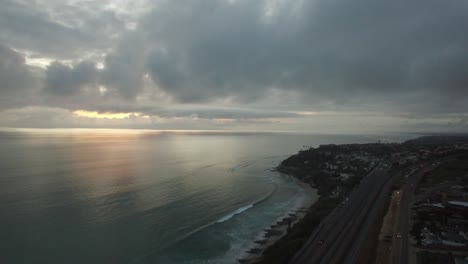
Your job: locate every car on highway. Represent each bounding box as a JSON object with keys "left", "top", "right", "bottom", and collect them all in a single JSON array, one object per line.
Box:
[{"left": 396, "top": 233, "right": 402, "bottom": 238}]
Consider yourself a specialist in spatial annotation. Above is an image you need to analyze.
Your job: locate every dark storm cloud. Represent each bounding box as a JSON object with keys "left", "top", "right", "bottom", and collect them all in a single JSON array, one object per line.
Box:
[
  {"left": 1, "top": 0, "right": 468, "bottom": 128},
  {"left": 146, "top": 107, "right": 301, "bottom": 120},
  {"left": 101, "top": 32, "right": 147, "bottom": 99},
  {"left": 43, "top": 31, "right": 147, "bottom": 102},
  {"left": 0, "top": 0, "right": 125, "bottom": 58},
  {"left": 45, "top": 61, "right": 98, "bottom": 96},
  {"left": 144, "top": 0, "right": 284, "bottom": 103},
  {"left": 144, "top": 0, "right": 468, "bottom": 110},
  {"left": 0, "top": 44, "right": 39, "bottom": 110}
]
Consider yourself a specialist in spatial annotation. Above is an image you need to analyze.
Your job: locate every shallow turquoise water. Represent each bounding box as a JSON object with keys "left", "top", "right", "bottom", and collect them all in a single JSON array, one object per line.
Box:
[{"left": 0, "top": 130, "right": 414, "bottom": 263}]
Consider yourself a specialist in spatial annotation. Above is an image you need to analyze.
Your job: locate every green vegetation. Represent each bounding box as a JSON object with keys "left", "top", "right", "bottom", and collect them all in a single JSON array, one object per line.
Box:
[
  {"left": 418, "top": 152, "right": 468, "bottom": 190},
  {"left": 255, "top": 144, "right": 387, "bottom": 263},
  {"left": 253, "top": 136, "right": 468, "bottom": 264},
  {"left": 418, "top": 252, "right": 455, "bottom": 264},
  {"left": 256, "top": 197, "right": 341, "bottom": 264}
]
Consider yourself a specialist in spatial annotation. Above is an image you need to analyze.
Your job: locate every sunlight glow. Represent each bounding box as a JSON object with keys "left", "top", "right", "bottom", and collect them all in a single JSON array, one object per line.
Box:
[
  {"left": 73, "top": 110, "right": 138, "bottom": 119},
  {"left": 294, "top": 111, "right": 321, "bottom": 116},
  {"left": 24, "top": 55, "right": 55, "bottom": 68}
]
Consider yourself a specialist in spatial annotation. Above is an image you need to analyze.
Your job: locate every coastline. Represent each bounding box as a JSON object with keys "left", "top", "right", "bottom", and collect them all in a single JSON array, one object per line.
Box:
[{"left": 237, "top": 174, "right": 318, "bottom": 264}]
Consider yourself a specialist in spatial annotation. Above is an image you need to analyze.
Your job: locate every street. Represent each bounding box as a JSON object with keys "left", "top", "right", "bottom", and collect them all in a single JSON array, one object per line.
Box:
[{"left": 290, "top": 162, "right": 395, "bottom": 264}]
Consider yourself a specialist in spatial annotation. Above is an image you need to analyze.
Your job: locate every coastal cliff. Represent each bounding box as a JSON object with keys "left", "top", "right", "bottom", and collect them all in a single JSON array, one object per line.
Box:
[
  {"left": 252, "top": 144, "right": 385, "bottom": 263},
  {"left": 251, "top": 138, "right": 468, "bottom": 264}
]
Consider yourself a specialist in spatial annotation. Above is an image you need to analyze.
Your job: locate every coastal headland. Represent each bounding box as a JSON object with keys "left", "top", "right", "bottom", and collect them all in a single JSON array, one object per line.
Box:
[{"left": 242, "top": 135, "right": 468, "bottom": 264}]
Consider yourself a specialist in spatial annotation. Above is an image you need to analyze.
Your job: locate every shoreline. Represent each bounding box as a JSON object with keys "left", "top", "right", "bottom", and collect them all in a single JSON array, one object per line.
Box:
[
  {"left": 237, "top": 135, "right": 468, "bottom": 263},
  {"left": 237, "top": 174, "right": 318, "bottom": 264}
]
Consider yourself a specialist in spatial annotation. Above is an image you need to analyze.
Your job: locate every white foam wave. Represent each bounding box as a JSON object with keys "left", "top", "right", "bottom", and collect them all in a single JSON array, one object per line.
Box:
[{"left": 216, "top": 204, "right": 254, "bottom": 223}]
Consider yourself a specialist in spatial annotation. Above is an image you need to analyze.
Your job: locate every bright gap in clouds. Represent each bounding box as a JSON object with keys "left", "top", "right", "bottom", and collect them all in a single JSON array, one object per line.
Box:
[{"left": 73, "top": 110, "right": 149, "bottom": 119}]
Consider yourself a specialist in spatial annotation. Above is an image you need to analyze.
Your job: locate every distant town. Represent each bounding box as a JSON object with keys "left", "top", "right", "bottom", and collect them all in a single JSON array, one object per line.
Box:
[{"left": 250, "top": 135, "right": 468, "bottom": 264}]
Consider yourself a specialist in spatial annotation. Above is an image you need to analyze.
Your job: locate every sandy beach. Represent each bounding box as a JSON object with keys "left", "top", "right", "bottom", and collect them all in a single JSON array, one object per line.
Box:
[{"left": 237, "top": 174, "right": 319, "bottom": 264}]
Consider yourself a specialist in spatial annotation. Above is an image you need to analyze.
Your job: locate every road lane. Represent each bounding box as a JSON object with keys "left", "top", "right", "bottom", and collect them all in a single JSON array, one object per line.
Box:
[
  {"left": 291, "top": 158, "right": 449, "bottom": 264},
  {"left": 290, "top": 162, "right": 393, "bottom": 264},
  {"left": 392, "top": 161, "right": 441, "bottom": 264}
]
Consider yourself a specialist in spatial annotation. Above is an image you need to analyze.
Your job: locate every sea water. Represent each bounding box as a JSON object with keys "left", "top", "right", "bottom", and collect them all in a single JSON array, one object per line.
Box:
[{"left": 0, "top": 130, "right": 415, "bottom": 263}]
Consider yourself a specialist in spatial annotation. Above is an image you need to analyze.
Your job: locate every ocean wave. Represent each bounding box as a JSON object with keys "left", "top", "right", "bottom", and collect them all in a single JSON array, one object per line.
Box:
[
  {"left": 231, "top": 160, "right": 257, "bottom": 171},
  {"left": 130, "top": 178, "right": 279, "bottom": 263},
  {"left": 217, "top": 180, "right": 278, "bottom": 224},
  {"left": 174, "top": 182, "right": 278, "bottom": 244},
  {"left": 216, "top": 204, "right": 254, "bottom": 223}
]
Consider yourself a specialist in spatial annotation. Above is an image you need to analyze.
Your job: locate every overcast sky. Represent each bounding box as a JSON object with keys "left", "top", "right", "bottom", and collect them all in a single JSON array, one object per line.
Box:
[{"left": 0, "top": 0, "right": 467, "bottom": 133}]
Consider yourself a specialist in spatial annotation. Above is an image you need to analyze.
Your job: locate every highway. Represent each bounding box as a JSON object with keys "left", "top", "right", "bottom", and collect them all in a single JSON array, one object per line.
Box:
[
  {"left": 289, "top": 161, "right": 396, "bottom": 264},
  {"left": 392, "top": 161, "right": 442, "bottom": 264}
]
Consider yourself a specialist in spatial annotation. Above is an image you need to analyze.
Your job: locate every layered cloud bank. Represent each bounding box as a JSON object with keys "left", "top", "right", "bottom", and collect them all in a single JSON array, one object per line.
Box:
[{"left": 0, "top": 0, "right": 467, "bottom": 132}]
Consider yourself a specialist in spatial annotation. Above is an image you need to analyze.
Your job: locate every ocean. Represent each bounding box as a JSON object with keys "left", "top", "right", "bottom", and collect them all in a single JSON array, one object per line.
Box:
[{"left": 0, "top": 130, "right": 415, "bottom": 264}]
